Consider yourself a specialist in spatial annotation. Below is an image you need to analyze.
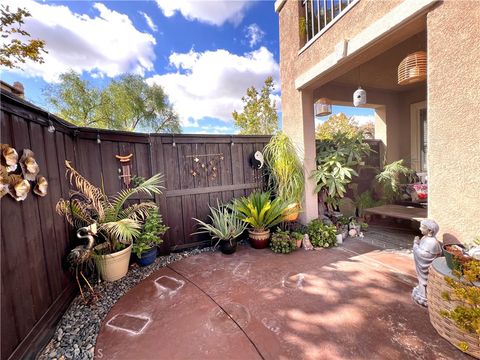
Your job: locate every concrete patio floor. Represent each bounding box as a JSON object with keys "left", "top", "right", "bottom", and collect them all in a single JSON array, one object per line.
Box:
[{"left": 95, "top": 239, "right": 470, "bottom": 360}]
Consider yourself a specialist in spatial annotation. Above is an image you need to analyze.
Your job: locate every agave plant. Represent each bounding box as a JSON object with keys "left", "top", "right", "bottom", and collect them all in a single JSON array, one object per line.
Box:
[
  {"left": 56, "top": 161, "right": 164, "bottom": 253},
  {"left": 231, "top": 191, "right": 290, "bottom": 232},
  {"left": 192, "top": 202, "right": 246, "bottom": 247}
]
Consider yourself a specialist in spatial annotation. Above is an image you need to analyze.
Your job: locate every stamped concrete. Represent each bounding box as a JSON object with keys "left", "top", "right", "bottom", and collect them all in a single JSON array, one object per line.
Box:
[{"left": 95, "top": 239, "right": 471, "bottom": 360}]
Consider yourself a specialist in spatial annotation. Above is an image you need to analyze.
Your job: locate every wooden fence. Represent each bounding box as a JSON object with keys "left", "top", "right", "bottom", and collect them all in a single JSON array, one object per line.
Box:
[{"left": 0, "top": 91, "right": 269, "bottom": 360}]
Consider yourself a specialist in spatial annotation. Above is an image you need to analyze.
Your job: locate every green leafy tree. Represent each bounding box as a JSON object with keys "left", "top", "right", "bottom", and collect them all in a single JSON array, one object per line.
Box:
[
  {"left": 43, "top": 71, "right": 103, "bottom": 127},
  {"left": 316, "top": 113, "right": 360, "bottom": 141},
  {"left": 0, "top": 5, "right": 47, "bottom": 69},
  {"left": 44, "top": 72, "right": 182, "bottom": 133},
  {"left": 233, "top": 76, "right": 278, "bottom": 135}
]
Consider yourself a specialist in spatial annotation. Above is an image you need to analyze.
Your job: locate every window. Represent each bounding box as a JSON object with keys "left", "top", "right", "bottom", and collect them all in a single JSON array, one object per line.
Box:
[{"left": 301, "top": 0, "right": 355, "bottom": 43}]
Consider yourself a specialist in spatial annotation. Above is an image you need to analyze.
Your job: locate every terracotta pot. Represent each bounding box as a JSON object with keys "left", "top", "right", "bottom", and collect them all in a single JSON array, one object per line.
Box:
[
  {"left": 248, "top": 229, "right": 271, "bottom": 249},
  {"left": 283, "top": 203, "right": 300, "bottom": 222},
  {"left": 95, "top": 243, "right": 132, "bottom": 282},
  {"left": 296, "top": 239, "right": 302, "bottom": 248}
]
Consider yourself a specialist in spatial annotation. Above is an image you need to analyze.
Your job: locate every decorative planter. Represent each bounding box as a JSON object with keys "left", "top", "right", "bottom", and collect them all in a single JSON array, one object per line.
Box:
[
  {"left": 283, "top": 203, "right": 300, "bottom": 222},
  {"left": 336, "top": 234, "right": 343, "bottom": 244},
  {"left": 248, "top": 229, "right": 271, "bottom": 249},
  {"left": 220, "top": 239, "right": 237, "bottom": 255},
  {"left": 134, "top": 246, "right": 157, "bottom": 267},
  {"left": 95, "top": 243, "right": 132, "bottom": 281},
  {"left": 443, "top": 244, "right": 466, "bottom": 271}
]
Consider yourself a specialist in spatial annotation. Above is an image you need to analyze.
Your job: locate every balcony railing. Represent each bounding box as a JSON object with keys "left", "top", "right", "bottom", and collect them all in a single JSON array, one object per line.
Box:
[{"left": 301, "top": 0, "right": 358, "bottom": 47}]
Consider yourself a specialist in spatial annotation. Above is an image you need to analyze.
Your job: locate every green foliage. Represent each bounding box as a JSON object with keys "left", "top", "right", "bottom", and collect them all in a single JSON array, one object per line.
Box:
[
  {"left": 231, "top": 191, "right": 289, "bottom": 231},
  {"left": 354, "top": 191, "right": 377, "bottom": 217},
  {"left": 0, "top": 5, "right": 47, "bottom": 69},
  {"left": 440, "top": 260, "right": 480, "bottom": 351},
  {"left": 131, "top": 175, "right": 146, "bottom": 188},
  {"left": 56, "top": 161, "right": 164, "bottom": 253},
  {"left": 44, "top": 71, "right": 181, "bottom": 133},
  {"left": 192, "top": 201, "right": 247, "bottom": 248},
  {"left": 263, "top": 132, "right": 304, "bottom": 204},
  {"left": 132, "top": 208, "right": 168, "bottom": 258},
  {"left": 291, "top": 231, "right": 304, "bottom": 241},
  {"left": 375, "top": 160, "right": 415, "bottom": 203},
  {"left": 270, "top": 229, "right": 297, "bottom": 254},
  {"left": 316, "top": 113, "right": 362, "bottom": 142},
  {"left": 232, "top": 77, "right": 278, "bottom": 135},
  {"left": 306, "top": 219, "right": 337, "bottom": 248}
]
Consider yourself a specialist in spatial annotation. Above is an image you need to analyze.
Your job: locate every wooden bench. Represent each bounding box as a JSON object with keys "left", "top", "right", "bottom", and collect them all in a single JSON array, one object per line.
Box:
[{"left": 364, "top": 204, "right": 427, "bottom": 222}]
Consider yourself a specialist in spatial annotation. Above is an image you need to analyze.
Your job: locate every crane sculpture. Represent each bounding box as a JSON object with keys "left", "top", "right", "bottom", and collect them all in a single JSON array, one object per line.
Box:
[{"left": 68, "top": 223, "right": 98, "bottom": 304}]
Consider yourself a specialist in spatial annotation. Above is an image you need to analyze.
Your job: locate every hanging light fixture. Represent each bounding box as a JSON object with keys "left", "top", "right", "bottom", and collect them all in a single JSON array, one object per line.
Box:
[
  {"left": 353, "top": 86, "right": 367, "bottom": 107},
  {"left": 398, "top": 51, "right": 427, "bottom": 85},
  {"left": 314, "top": 98, "right": 332, "bottom": 117}
]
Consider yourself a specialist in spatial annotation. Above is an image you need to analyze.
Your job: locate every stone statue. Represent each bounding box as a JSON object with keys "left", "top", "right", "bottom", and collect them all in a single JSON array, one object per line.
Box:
[{"left": 412, "top": 219, "right": 442, "bottom": 307}]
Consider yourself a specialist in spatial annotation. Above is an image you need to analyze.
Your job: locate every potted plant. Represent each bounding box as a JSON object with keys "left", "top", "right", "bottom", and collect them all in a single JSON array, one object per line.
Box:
[
  {"left": 56, "top": 161, "right": 164, "bottom": 281},
  {"left": 193, "top": 202, "right": 246, "bottom": 255},
  {"left": 306, "top": 219, "right": 337, "bottom": 248},
  {"left": 291, "top": 231, "right": 304, "bottom": 248},
  {"left": 263, "top": 132, "right": 305, "bottom": 221},
  {"left": 132, "top": 208, "right": 168, "bottom": 266},
  {"left": 232, "top": 191, "right": 289, "bottom": 249},
  {"left": 271, "top": 229, "right": 297, "bottom": 254}
]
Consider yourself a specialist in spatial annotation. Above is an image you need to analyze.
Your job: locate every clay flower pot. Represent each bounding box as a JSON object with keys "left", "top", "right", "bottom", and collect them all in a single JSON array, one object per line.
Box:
[{"left": 248, "top": 229, "right": 271, "bottom": 249}]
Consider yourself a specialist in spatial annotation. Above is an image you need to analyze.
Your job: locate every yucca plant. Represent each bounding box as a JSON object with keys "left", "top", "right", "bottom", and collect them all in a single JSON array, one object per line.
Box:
[
  {"left": 192, "top": 201, "right": 246, "bottom": 248},
  {"left": 263, "top": 132, "right": 304, "bottom": 206},
  {"left": 231, "top": 191, "right": 289, "bottom": 232},
  {"left": 56, "top": 161, "right": 164, "bottom": 253}
]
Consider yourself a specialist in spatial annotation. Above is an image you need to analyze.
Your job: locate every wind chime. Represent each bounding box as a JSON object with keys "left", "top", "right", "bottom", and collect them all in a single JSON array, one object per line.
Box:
[{"left": 116, "top": 153, "right": 133, "bottom": 188}]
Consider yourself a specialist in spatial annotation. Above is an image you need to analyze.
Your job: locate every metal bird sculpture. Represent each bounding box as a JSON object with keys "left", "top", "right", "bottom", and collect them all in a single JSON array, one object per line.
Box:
[{"left": 68, "top": 223, "right": 98, "bottom": 304}]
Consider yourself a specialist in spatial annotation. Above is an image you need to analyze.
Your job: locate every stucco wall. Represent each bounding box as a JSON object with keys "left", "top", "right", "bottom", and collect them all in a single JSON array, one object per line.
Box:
[{"left": 427, "top": 0, "right": 480, "bottom": 243}]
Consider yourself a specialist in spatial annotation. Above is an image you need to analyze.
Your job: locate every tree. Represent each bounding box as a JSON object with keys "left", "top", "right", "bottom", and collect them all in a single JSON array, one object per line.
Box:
[
  {"left": 0, "top": 5, "right": 47, "bottom": 69},
  {"left": 233, "top": 76, "right": 278, "bottom": 135},
  {"left": 43, "top": 72, "right": 182, "bottom": 133},
  {"left": 315, "top": 113, "right": 361, "bottom": 140},
  {"left": 43, "top": 71, "right": 103, "bottom": 128}
]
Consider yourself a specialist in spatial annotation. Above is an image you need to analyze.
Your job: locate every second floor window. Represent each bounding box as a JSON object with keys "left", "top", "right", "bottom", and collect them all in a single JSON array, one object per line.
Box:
[{"left": 301, "top": 0, "right": 354, "bottom": 43}]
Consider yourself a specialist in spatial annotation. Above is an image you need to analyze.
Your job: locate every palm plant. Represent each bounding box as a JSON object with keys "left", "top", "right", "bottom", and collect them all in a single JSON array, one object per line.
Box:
[
  {"left": 192, "top": 202, "right": 246, "bottom": 248},
  {"left": 56, "top": 161, "right": 164, "bottom": 253},
  {"left": 263, "top": 132, "right": 304, "bottom": 206},
  {"left": 232, "top": 191, "right": 289, "bottom": 232}
]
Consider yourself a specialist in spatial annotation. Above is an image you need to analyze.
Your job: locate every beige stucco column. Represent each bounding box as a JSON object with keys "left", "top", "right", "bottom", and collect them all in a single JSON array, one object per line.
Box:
[{"left": 283, "top": 89, "right": 318, "bottom": 224}]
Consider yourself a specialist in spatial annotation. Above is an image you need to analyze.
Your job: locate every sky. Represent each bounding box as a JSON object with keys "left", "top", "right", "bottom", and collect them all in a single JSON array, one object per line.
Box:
[{"left": 1, "top": 0, "right": 374, "bottom": 134}]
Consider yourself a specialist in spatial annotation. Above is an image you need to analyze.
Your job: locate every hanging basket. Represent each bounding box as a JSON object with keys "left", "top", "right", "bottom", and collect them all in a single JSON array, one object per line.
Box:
[
  {"left": 314, "top": 98, "right": 332, "bottom": 117},
  {"left": 398, "top": 51, "right": 427, "bottom": 85}
]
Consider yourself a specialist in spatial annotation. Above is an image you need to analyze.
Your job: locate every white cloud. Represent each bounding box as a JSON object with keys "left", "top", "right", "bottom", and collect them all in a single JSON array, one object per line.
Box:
[
  {"left": 245, "top": 24, "right": 265, "bottom": 48},
  {"left": 1, "top": 0, "right": 156, "bottom": 82},
  {"left": 146, "top": 47, "right": 280, "bottom": 127},
  {"left": 156, "top": 0, "right": 252, "bottom": 26},
  {"left": 139, "top": 11, "right": 158, "bottom": 32},
  {"left": 352, "top": 115, "right": 375, "bottom": 125}
]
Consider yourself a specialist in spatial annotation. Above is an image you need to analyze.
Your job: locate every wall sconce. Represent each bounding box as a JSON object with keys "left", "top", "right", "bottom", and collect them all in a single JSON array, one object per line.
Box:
[
  {"left": 398, "top": 51, "right": 427, "bottom": 85},
  {"left": 314, "top": 98, "right": 332, "bottom": 117},
  {"left": 97, "top": 133, "right": 101, "bottom": 144},
  {"left": 47, "top": 119, "right": 55, "bottom": 133},
  {"left": 353, "top": 87, "right": 367, "bottom": 107}
]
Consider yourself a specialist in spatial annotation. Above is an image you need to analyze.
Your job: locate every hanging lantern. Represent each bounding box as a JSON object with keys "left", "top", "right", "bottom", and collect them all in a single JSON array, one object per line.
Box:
[
  {"left": 314, "top": 98, "right": 332, "bottom": 117},
  {"left": 398, "top": 51, "right": 427, "bottom": 85},
  {"left": 353, "top": 86, "right": 367, "bottom": 107}
]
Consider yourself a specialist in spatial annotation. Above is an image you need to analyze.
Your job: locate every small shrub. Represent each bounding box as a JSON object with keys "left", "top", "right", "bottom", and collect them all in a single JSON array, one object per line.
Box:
[
  {"left": 271, "top": 229, "right": 296, "bottom": 254},
  {"left": 307, "top": 219, "right": 337, "bottom": 248},
  {"left": 132, "top": 209, "right": 168, "bottom": 257}
]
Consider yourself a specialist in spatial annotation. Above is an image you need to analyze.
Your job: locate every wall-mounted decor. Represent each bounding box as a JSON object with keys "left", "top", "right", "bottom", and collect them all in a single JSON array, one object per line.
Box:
[
  {"left": 116, "top": 153, "right": 133, "bottom": 188},
  {"left": 0, "top": 145, "right": 48, "bottom": 200},
  {"left": 250, "top": 151, "right": 264, "bottom": 169},
  {"left": 186, "top": 153, "right": 224, "bottom": 181}
]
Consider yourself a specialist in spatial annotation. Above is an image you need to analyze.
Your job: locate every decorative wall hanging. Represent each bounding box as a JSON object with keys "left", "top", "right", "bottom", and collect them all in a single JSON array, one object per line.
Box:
[
  {"left": 1, "top": 144, "right": 18, "bottom": 172},
  {"left": 250, "top": 151, "right": 264, "bottom": 169},
  {"left": 314, "top": 98, "right": 332, "bottom": 117},
  {"left": 33, "top": 175, "right": 48, "bottom": 197},
  {"left": 353, "top": 86, "right": 367, "bottom": 107},
  {"left": 1, "top": 145, "right": 48, "bottom": 201},
  {"left": 398, "top": 51, "right": 427, "bottom": 85},
  {"left": 186, "top": 153, "right": 224, "bottom": 182},
  {"left": 20, "top": 149, "right": 40, "bottom": 181},
  {"left": 116, "top": 154, "right": 133, "bottom": 188}
]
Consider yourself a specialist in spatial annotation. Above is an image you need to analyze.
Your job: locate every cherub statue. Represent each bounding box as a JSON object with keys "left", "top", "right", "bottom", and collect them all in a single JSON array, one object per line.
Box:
[{"left": 412, "top": 219, "right": 442, "bottom": 307}]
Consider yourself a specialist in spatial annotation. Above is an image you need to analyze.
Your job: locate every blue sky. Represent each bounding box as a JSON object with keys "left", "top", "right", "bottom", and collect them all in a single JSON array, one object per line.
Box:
[{"left": 1, "top": 0, "right": 373, "bottom": 133}]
